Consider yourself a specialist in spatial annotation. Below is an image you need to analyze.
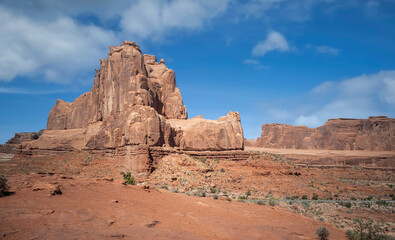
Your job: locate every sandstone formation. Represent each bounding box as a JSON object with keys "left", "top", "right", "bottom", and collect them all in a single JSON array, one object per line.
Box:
[
  {"left": 0, "top": 131, "right": 43, "bottom": 153},
  {"left": 253, "top": 116, "right": 395, "bottom": 151},
  {"left": 22, "top": 41, "right": 243, "bottom": 152}
]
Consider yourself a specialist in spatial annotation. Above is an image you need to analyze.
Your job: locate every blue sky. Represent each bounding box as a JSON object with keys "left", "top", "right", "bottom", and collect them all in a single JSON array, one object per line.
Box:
[{"left": 0, "top": 0, "right": 394, "bottom": 143}]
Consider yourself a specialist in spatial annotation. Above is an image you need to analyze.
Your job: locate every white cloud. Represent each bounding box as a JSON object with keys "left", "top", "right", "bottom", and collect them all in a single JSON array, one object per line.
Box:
[
  {"left": 252, "top": 31, "right": 290, "bottom": 56},
  {"left": 315, "top": 45, "right": 339, "bottom": 55},
  {"left": 120, "top": 0, "right": 230, "bottom": 41},
  {"left": 0, "top": 6, "right": 116, "bottom": 83},
  {"left": 0, "top": 0, "right": 231, "bottom": 83},
  {"left": 243, "top": 59, "right": 261, "bottom": 65},
  {"left": 294, "top": 115, "right": 321, "bottom": 126},
  {"left": 0, "top": 87, "right": 67, "bottom": 94},
  {"left": 262, "top": 70, "right": 395, "bottom": 128}
]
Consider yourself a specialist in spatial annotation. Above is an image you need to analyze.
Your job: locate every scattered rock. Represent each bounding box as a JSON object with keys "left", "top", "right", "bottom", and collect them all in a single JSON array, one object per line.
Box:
[
  {"left": 32, "top": 183, "right": 62, "bottom": 196},
  {"left": 146, "top": 220, "right": 160, "bottom": 228}
]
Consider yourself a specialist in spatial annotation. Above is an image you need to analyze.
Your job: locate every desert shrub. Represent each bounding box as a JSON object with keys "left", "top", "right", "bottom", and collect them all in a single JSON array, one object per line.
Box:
[
  {"left": 367, "top": 196, "right": 373, "bottom": 201},
  {"left": 344, "top": 201, "right": 352, "bottom": 208},
  {"left": 302, "top": 195, "right": 308, "bottom": 200},
  {"left": 376, "top": 200, "right": 387, "bottom": 206},
  {"left": 256, "top": 200, "right": 265, "bottom": 205},
  {"left": 316, "top": 226, "right": 330, "bottom": 240},
  {"left": 120, "top": 171, "right": 135, "bottom": 185},
  {"left": 246, "top": 190, "right": 251, "bottom": 197},
  {"left": 312, "top": 193, "right": 319, "bottom": 200},
  {"left": 346, "top": 218, "right": 391, "bottom": 240},
  {"left": 351, "top": 197, "right": 357, "bottom": 201},
  {"left": 238, "top": 196, "right": 248, "bottom": 200},
  {"left": 160, "top": 185, "right": 168, "bottom": 190},
  {"left": 268, "top": 198, "right": 278, "bottom": 206},
  {"left": 198, "top": 158, "right": 206, "bottom": 164},
  {"left": 0, "top": 175, "right": 9, "bottom": 197},
  {"left": 220, "top": 168, "right": 225, "bottom": 173},
  {"left": 213, "top": 195, "right": 219, "bottom": 200}
]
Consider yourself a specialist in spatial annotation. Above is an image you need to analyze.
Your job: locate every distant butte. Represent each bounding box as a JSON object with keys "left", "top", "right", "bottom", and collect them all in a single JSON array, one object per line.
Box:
[{"left": 248, "top": 116, "right": 395, "bottom": 151}]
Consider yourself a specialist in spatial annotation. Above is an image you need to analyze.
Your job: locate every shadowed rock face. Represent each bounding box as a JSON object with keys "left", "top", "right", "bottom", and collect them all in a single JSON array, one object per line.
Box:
[
  {"left": 254, "top": 116, "right": 395, "bottom": 151},
  {"left": 25, "top": 41, "right": 243, "bottom": 151}
]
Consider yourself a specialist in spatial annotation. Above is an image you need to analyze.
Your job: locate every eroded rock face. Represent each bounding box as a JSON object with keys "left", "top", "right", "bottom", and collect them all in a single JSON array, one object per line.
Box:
[
  {"left": 25, "top": 41, "right": 244, "bottom": 151},
  {"left": 167, "top": 111, "right": 244, "bottom": 151},
  {"left": 254, "top": 116, "right": 395, "bottom": 151},
  {"left": 0, "top": 131, "right": 43, "bottom": 153}
]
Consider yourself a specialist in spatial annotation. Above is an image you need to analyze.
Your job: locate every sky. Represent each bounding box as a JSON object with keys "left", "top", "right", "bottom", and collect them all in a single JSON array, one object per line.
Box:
[{"left": 0, "top": 0, "right": 394, "bottom": 143}]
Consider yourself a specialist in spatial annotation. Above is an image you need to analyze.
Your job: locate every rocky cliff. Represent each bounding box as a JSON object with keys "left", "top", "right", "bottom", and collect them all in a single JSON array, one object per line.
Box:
[
  {"left": 253, "top": 116, "right": 394, "bottom": 151},
  {"left": 23, "top": 41, "right": 243, "bottom": 151}
]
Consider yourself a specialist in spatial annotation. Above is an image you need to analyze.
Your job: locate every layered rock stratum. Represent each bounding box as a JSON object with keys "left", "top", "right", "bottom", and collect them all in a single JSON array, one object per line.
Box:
[
  {"left": 252, "top": 116, "right": 394, "bottom": 151},
  {"left": 21, "top": 41, "right": 244, "bottom": 152}
]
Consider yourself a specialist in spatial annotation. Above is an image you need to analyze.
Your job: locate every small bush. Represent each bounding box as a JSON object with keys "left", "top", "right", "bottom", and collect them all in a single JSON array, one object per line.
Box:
[
  {"left": 0, "top": 175, "right": 9, "bottom": 197},
  {"left": 302, "top": 195, "right": 308, "bottom": 200},
  {"left": 160, "top": 185, "right": 168, "bottom": 190},
  {"left": 269, "top": 198, "right": 278, "bottom": 206},
  {"left": 316, "top": 226, "right": 330, "bottom": 240},
  {"left": 376, "top": 200, "right": 387, "bottom": 206},
  {"left": 351, "top": 197, "right": 357, "bottom": 201},
  {"left": 120, "top": 171, "right": 135, "bottom": 185},
  {"left": 312, "top": 193, "right": 319, "bottom": 200},
  {"left": 367, "top": 196, "right": 373, "bottom": 201},
  {"left": 344, "top": 201, "right": 352, "bottom": 208},
  {"left": 246, "top": 190, "right": 251, "bottom": 197},
  {"left": 213, "top": 195, "right": 219, "bottom": 200},
  {"left": 256, "top": 200, "right": 265, "bottom": 205},
  {"left": 220, "top": 168, "right": 225, "bottom": 173},
  {"left": 199, "top": 158, "right": 206, "bottom": 164}
]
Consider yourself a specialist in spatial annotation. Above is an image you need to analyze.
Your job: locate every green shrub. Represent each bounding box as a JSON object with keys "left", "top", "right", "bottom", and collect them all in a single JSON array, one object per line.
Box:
[
  {"left": 344, "top": 201, "right": 352, "bottom": 208},
  {"left": 268, "top": 198, "right": 278, "bottom": 206},
  {"left": 160, "top": 185, "right": 168, "bottom": 190},
  {"left": 346, "top": 218, "right": 391, "bottom": 240},
  {"left": 198, "top": 158, "right": 206, "bottom": 164},
  {"left": 256, "top": 200, "right": 265, "bottom": 205},
  {"left": 367, "top": 196, "right": 373, "bottom": 201},
  {"left": 312, "top": 193, "right": 319, "bottom": 200},
  {"left": 220, "top": 168, "right": 225, "bottom": 173},
  {"left": 376, "top": 200, "right": 387, "bottom": 206},
  {"left": 213, "top": 195, "right": 219, "bottom": 200},
  {"left": 120, "top": 171, "right": 135, "bottom": 185},
  {"left": 316, "top": 226, "right": 330, "bottom": 240},
  {"left": 302, "top": 195, "right": 308, "bottom": 200},
  {"left": 351, "top": 197, "right": 357, "bottom": 201},
  {"left": 0, "top": 175, "right": 9, "bottom": 197},
  {"left": 246, "top": 190, "right": 251, "bottom": 197}
]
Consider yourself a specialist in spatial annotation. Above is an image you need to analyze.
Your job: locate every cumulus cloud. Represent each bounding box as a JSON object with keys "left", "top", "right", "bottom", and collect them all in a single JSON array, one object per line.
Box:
[
  {"left": 261, "top": 70, "right": 395, "bottom": 127},
  {"left": 252, "top": 31, "right": 290, "bottom": 56},
  {"left": 0, "top": 0, "right": 230, "bottom": 83},
  {"left": 315, "top": 45, "right": 339, "bottom": 55},
  {"left": 243, "top": 59, "right": 261, "bottom": 65},
  {"left": 242, "top": 0, "right": 339, "bottom": 22},
  {"left": 120, "top": 0, "right": 230, "bottom": 41},
  {"left": 0, "top": 6, "right": 116, "bottom": 83}
]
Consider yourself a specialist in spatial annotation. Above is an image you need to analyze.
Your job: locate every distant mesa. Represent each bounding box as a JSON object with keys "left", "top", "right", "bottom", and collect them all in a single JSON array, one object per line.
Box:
[
  {"left": 248, "top": 116, "right": 395, "bottom": 151},
  {"left": 19, "top": 41, "right": 244, "bottom": 152}
]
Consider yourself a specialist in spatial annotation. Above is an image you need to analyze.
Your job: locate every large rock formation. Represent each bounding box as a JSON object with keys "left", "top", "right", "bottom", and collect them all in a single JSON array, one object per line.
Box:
[
  {"left": 253, "top": 116, "right": 395, "bottom": 151},
  {"left": 24, "top": 41, "right": 243, "bottom": 151},
  {"left": 0, "top": 131, "right": 43, "bottom": 153}
]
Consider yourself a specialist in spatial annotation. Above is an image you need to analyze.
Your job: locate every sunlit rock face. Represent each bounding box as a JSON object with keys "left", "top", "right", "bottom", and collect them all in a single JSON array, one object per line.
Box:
[
  {"left": 41, "top": 41, "right": 244, "bottom": 151},
  {"left": 254, "top": 116, "right": 395, "bottom": 151}
]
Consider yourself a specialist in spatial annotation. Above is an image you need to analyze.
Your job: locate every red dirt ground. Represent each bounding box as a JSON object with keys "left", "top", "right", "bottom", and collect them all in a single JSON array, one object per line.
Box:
[{"left": 0, "top": 174, "right": 347, "bottom": 240}]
